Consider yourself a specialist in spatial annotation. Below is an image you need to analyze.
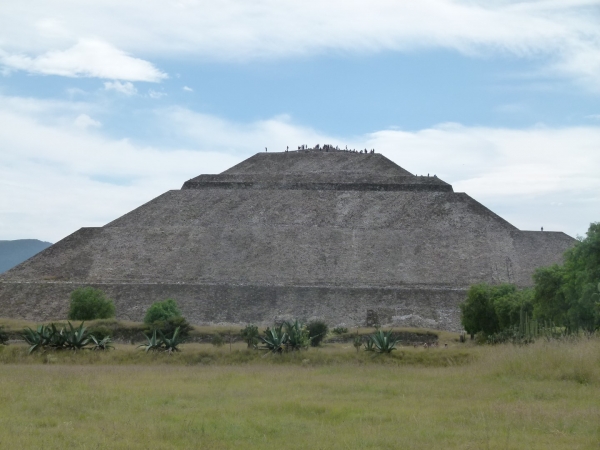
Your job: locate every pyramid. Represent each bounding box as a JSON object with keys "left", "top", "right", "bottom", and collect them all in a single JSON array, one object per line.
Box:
[{"left": 0, "top": 149, "right": 575, "bottom": 330}]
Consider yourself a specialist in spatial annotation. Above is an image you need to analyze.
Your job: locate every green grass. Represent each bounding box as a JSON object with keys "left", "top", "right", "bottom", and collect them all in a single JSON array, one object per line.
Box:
[{"left": 0, "top": 338, "right": 599, "bottom": 449}]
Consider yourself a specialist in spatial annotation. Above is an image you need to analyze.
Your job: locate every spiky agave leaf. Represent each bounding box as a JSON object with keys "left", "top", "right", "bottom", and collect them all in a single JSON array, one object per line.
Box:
[
  {"left": 160, "top": 326, "right": 184, "bottom": 354},
  {"left": 90, "top": 335, "right": 114, "bottom": 351},
  {"left": 64, "top": 322, "right": 91, "bottom": 350},
  {"left": 363, "top": 338, "right": 375, "bottom": 352},
  {"left": 138, "top": 329, "right": 163, "bottom": 353},
  {"left": 260, "top": 325, "right": 287, "bottom": 353},
  {"left": 48, "top": 323, "right": 68, "bottom": 349},
  {"left": 370, "top": 329, "right": 400, "bottom": 354},
  {"left": 22, "top": 326, "right": 45, "bottom": 354},
  {"left": 284, "top": 320, "right": 310, "bottom": 351}
]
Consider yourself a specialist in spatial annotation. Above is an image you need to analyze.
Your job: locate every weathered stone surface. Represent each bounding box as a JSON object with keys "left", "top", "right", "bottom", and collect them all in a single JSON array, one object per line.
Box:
[{"left": 0, "top": 150, "right": 575, "bottom": 331}]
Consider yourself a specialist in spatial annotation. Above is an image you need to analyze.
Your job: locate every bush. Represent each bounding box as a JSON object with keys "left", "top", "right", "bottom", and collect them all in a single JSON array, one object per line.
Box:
[
  {"left": 87, "top": 324, "right": 112, "bottom": 340},
  {"left": 460, "top": 284, "right": 533, "bottom": 337},
  {"left": 332, "top": 326, "right": 348, "bottom": 335},
  {"left": 144, "top": 316, "right": 192, "bottom": 340},
  {"left": 307, "top": 321, "right": 328, "bottom": 347},
  {"left": 0, "top": 326, "right": 8, "bottom": 345},
  {"left": 240, "top": 324, "right": 259, "bottom": 348},
  {"left": 211, "top": 333, "right": 224, "bottom": 347},
  {"left": 143, "top": 299, "right": 181, "bottom": 324},
  {"left": 68, "top": 287, "right": 116, "bottom": 321}
]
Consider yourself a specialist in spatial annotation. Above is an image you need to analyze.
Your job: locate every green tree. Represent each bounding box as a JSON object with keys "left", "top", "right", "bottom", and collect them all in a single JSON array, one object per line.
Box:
[
  {"left": 493, "top": 288, "right": 533, "bottom": 330},
  {"left": 68, "top": 287, "right": 115, "bottom": 321},
  {"left": 143, "top": 299, "right": 181, "bottom": 324},
  {"left": 460, "top": 284, "right": 501, "bottom": 337},
  {"left": 533, "top": 222, "right": 600, "bottom": 331}
]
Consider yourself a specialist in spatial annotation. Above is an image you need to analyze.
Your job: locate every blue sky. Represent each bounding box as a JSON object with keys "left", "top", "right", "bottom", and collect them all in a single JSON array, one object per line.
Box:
[{"left": 1, "top": 1, "right": 599, "bottom": 242}]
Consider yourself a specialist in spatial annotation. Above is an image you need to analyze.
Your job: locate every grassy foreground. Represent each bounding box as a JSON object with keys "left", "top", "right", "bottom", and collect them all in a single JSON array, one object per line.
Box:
[{"left": 1, "top": 339, "right": 599, "bottom": 449}]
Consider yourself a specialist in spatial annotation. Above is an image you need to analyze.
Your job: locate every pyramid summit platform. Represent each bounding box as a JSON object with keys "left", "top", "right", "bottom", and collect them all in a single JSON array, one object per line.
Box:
[{"left": 0, "top": 149, "right": 575, "bottom": 330}]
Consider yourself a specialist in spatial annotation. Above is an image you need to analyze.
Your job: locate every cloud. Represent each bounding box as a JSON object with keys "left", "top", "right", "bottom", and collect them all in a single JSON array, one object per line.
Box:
[
  {"left": 74, "top": 113, "right": 101, "bottom": 128},
  {"left": 0, "top": 95, "right": 598, "bottom": 242},
  {"left": 148, "top": 89, "right": 166, "bottom": 99},
  {"left": 1, "top": 1, "right": 600, "bottom": 89},
  {"left": 183, "top": 86, "right": 193, "bottom": 92},
  {"left": 104, "top": 81, "right": 137, "bottom": 96},
  {"left": 0, "top": 39, "right": 166, "bottom": 81}
]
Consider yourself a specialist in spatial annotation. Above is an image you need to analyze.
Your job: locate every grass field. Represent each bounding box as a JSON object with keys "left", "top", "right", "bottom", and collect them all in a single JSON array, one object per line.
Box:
[{"left": 1, "top": 337, "right": 599, "bottom": 449}]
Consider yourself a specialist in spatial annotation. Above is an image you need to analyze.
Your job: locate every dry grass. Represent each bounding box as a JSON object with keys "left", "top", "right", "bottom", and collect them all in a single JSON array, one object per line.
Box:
[
  {"left": 0, "top": 337, "right": 599, "bottom": 449},
  {"left": 0, "top": 317, "right": 448, "bottom": 345}
]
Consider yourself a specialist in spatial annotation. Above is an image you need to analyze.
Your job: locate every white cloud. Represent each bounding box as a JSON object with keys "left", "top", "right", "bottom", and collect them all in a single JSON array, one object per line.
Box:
[
  {"left": 74, "top": 113, "right": 101, "bottom": 129},
  {"left": 0, "top": 95, "right": 598, "bottom": 242},
  {"left": 148, "top": 89, "right": 166, "bottom": 99},
  {"left": 0, "top": 1, "right": 599, "bottom": 88},
  {"left": 183, "top": 86, "right": 193, "bottom": 92},
  {"left": 104, "top": 81, "right": 137, "bottom": 96},
  {"left": 0, "top": 39, "right": 166, "bottom": 81}
]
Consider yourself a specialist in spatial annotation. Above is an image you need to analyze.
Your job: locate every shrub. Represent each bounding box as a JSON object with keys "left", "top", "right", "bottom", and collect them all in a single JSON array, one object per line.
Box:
[
  {"left": 307, "top": 321, "right": 328, "bottom": 347},
  {"left": 353, "top": 335, "right": 362, "bottom": 352},
  {"left": 143, "top": 299, "right": 182, "bottom": 324},
  {"left": 0, "top": 326, "right": 8, "bottom": 345},
  {"left": 68, "top": 287, "right": 116, "bottom": 321},
  {"left": 240, "top": 324, "right": 259, "bottom": 348},
  {"left": 145, "top": 316, "right": 192, "bottom": 339},
  {"left": 211, "top": 333, "right": 224, "bottom": 347},
  {"left": 87, "top": 324, "right": 112, "bottom": 340},
  {"left": 332, "top": 326, "right": 348, "bottom": 335}
]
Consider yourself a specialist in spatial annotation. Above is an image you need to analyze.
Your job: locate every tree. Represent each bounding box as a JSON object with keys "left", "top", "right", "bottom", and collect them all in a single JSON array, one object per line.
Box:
[
  {"left": 143, "top": 299, "right": 181, "bottom": 324},
  {"left": 532, "top": 265, "right": 568, "bottom": 325},
  {"left": 533, "top": 222, "right": 600, "bottom": 331},
  {"left": 460, "top": 284, "right": 501, "bottom": 337},
  {"left": 68, "top": 287, "right": 115, "bottom": 321}
]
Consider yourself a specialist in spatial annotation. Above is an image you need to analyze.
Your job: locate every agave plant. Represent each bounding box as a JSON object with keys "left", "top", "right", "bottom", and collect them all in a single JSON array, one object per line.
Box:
[
  {"left": 138, "top": 329, "right": 163, "bottom": 353},
  {"left": 22, "top": 325, "right": 51, "bottom": 354},
  {"left": 47, "top": 323, "right": 67, "bottom": 349},
  {"left": 90, "top": 335, "right": 114, "bottom": 351},
  {"left": 160, "top": 326, "right": 184, "bottom": 354},
  {"left": 260, "top": 325, "right": 287, "bottom": 353},
  {"left": 63, "top": 322, "right": 91, "bottom": 350},
  {"left": 284, "top": 320, "right": 310, "bottom": 351},
  {"left": 369, "top": 329, "right": 400, "bottom": 354},
  {"left": 363, "top": 338, "right": 375, "bottom": 352}
]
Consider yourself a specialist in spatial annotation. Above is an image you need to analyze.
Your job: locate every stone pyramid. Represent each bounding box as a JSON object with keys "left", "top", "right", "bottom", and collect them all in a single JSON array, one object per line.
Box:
[{"left": 0, "top": 149, "right": 575, "bottom": 330}]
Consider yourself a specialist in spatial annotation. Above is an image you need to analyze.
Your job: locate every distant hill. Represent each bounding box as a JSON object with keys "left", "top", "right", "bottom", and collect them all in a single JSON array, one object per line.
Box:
[{"left": 0, "top": 240, "right": 52, "bottom": 273}]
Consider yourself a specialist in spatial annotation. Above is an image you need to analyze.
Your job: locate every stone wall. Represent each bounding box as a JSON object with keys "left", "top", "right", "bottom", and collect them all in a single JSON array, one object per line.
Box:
[{"left": 0, "top": 281, "right": 466, "bottom": 331}]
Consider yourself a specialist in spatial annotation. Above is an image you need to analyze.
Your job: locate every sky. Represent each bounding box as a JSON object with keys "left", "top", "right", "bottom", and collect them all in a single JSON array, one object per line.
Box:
[{"left": 1, "top": 0, "right": 599, "bottom": 243}]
